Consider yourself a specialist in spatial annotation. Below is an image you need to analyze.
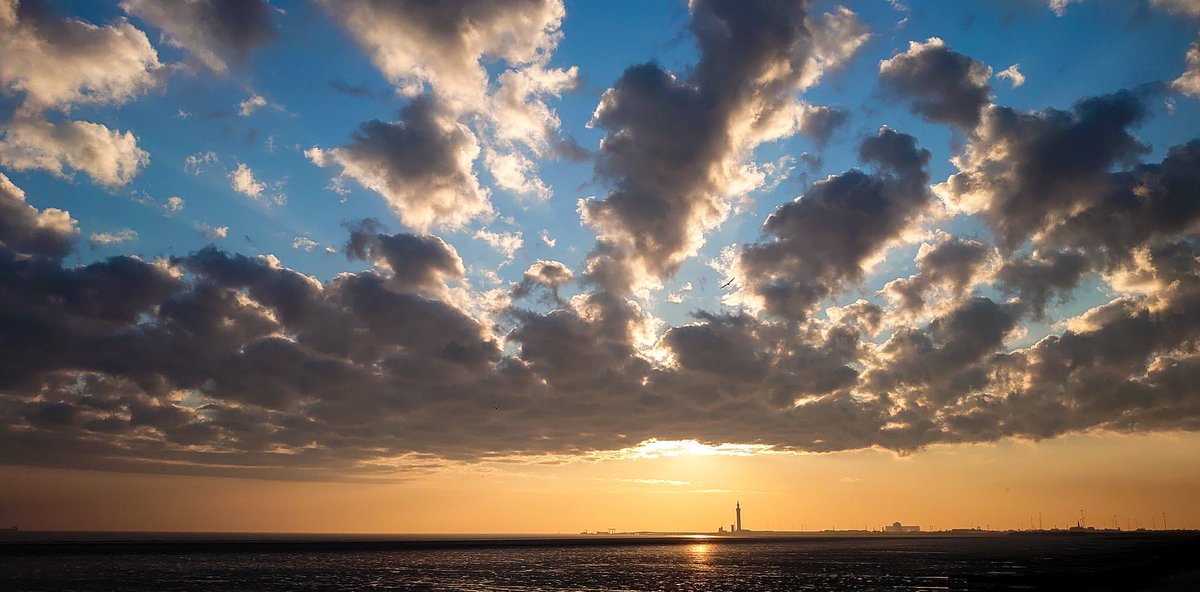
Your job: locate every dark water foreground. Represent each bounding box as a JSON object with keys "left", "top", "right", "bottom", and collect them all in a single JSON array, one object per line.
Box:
[{"left": 2, "top": 532, "right": 1198, "bottom": 591}]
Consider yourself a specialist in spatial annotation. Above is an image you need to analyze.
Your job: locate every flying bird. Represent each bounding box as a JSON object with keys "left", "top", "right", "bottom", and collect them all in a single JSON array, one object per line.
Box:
[{"left": 720, "top": 277, "right": 735, "bottom": 289}]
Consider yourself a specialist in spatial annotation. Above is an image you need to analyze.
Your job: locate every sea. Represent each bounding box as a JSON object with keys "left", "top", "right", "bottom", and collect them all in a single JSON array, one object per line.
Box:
[{"left": 2, "top": 532, "right": 1197, "bottom": 591}]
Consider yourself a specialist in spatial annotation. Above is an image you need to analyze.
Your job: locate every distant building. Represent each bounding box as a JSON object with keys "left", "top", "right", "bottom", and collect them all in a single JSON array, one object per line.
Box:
[
  {"left": 884, "top": 521, "right": 920, "bottom": 533},
  {"left": 736, "top": 500, "right": 742, "bottom": 532}
]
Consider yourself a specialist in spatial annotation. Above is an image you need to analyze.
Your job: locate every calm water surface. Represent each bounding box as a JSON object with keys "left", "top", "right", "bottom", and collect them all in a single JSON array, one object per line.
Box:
[{"left": 2, "top": 534, "right": 1197, "bottom": 591}]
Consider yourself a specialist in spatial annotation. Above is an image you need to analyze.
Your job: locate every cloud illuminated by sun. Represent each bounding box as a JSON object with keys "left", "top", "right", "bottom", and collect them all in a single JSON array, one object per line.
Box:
[{"left": 592, "top": 439, "right": 778, "bottom": 461}]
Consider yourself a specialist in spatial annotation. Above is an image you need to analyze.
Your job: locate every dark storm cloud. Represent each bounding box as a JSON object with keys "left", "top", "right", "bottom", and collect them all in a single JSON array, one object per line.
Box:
[
  {"left": 307, "top": 95, "right": 490, "bottom": 230},
  {"left": 121, "top": 0, "right": 277, "bottom": 75},
  {"left": 1040, "top": 139, "right": 1200, "bottom": 263},
  {"left": 940, "top": 89, "right": 1150, "bottom": 250},
  {"left": 733, "top": 128, "right": 932, "bottom": 318},
  {"left": 878, "top": 37, "right": 993, "bottom": 128},
  {"left": 996, "top": 250, "right": 1089, "bottom": 318},
  {"left": 6, "top": 13, "right": 1200, "bottom": 482},
  {"left": 3, "top": 193, "right": 1200, "bottom": 475},
  {"left": 883, "top": 234, "right": 994, "bottom": 315},
  {"left": 0, "top": 173, "right": 76, "bottom": 260},
  {"left": 580, "top": 0, "right": 868, "bottom": 290},
  {"left": 940, "top": 88, "right": 1200, "bottom": 313},
  {"left": 661, "top": 312, "right": 861, "bottom": 407},
  {"left": 944, "top": 240, "right": 1200, "bottom": 443},
  {"left": 866, "top": 296, "right": 1022, "bottom": 407},
  {"left": 344, "top": 218, "right": 465, "bottom": 293}
]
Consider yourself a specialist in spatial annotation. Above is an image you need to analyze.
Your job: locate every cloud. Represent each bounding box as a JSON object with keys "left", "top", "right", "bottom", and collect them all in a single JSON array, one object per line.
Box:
[
  {"left": 0, "top": 0, "right": 162, "bottom": 110},
  {"left": 316, "top": 0, "right": 576, "bottom": 215},
  {"left": 195, "top": 222, "right": 228, "bottom": 239},
  {"left": 307, "top": 96, "right": 491, "bottom": 230},
  {"left": 0, "top": 172, "right": 77, "bottom": 259},
  {"left": 2, "top": 177, "right": 1200, "bottom": 477},
  {"left": 865, "top": 296, "right": 1022, "bottom": 408},
  {"left": 291, "top": 236, "right": 319, "bottom": 252},
  {"left": 314, "top": 0, "right": 565, "bottom": 111},
  {"left": 879, "top": 37, "right": 993, "bottom": 128},
  {"left": 483, "top": 148, "right": 551, "bottom": 200},
  {"left": 730, "top": 128, "right": 932, "bottom": 318},
  {"left": 1047, "top": 0, "right": 1084, "bottom": 16},
  {"left": 330, "top": 80, "right": 376, "bottom": 98},
  {"left": 228, "top": 162, "right": 266, "bottom": 200},
  {"left": 580, "top": 1, "right": 870, "bottom": 293},
  {"left": 474, "top": 229, "right": 523, "bottom": 263},
  {"left": 1174, "top": 39, "right": 1200, "bottom": 98},
  {"left": 89, "top": 228, "right": 137, "bottom": 247},
  {"left": 4, "top": 5, "right": 1200, "bottom": 482},
  {"left": 0, "top": 1, "right": 158, "bottom": 186},
  {"left": 166, "top": 196, "right": 184, "bottom": 212},
  {"left": 798, "top": 105, "right": 850, "bottom": 147},
  {"left": 1151, "top": 0, "right": 1200, "bottom": 18},
  {"left": 238, "top": 94, "right": 267, "bottom": 117},
  {"left": 667, "top": 282, "right": 693, "bottom": 304},
  {"left": 882, "top": 232, "right": 997, "bottom": 316},
  {"left": 512, "top": 259, "right": 573, "bottom": 302},
  {"left": 996, "top": 249, "right": 1088, "bottom": 318},
  {"left": 120, "top": 0, "right": 277, "bottom": 75},
  {"left": 344, "top": 219, "right": 465, "bottom": 294},
  {"left": 937, "top": 90, "right": 1150, "bottom": 250},
  {"left": 184, "top": 151, "right": 218, "bottom": 175},
  {"left": 936, "top": 85, "right": 1200, "bottom": 314},
  {"left": 996, "top": 64, "right": 1025, "bottom": 88},
  {"left": 0, "top": 111, "right": 149, "bottom": 186},
  {"left": 489, "top": 62, "right": 579, "bottom": 154}
]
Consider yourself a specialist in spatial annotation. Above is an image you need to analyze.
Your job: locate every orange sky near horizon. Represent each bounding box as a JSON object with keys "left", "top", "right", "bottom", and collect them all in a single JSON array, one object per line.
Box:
[{"left": 3, "top": 431, "right": 1198, "bottom": 534}]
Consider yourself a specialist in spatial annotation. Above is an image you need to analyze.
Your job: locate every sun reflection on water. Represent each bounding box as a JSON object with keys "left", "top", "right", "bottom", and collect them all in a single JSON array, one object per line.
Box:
[{"left": 687, "top": 542, "right": 713, "bottom": 570}]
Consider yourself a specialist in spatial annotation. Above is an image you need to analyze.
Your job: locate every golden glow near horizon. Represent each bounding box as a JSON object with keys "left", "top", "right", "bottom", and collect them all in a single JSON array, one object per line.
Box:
[{"left": 2, "top": 431, "right": 1197, "bottom": 534}]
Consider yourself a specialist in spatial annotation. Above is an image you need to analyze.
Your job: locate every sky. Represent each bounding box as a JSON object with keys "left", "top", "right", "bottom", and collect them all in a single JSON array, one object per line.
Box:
[{"left": 1, "top": 0, "right": 1200, "bottom": 534}]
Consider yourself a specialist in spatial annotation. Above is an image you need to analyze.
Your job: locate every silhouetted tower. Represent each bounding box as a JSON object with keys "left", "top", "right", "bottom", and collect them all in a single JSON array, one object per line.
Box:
[{"left": 736, "top": 500, "right": 742, "bottom": 532}]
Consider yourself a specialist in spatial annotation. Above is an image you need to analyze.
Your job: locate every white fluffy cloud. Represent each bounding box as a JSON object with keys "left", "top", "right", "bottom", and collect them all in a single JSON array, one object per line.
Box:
[
  {"left": 89, "top": 228, "right": 138, "bottom": 246},
  {"left": 291, "top": 236, "right": 320, "bottom": 252},
  {"left": 1174, "top": 40, "right": 1200, "bottom": 98},
  {"left": 315, "top": 0, "right": 576, "bottom": 218},
  {"left": 228, "top": 162, "right": 266, "bottom": 200},
  {"left": 996, "top": 64, "right": 1025, "bottom": 88},
  {"left": 0, "top": 1, "right": 159, "bottom": 186},
  {"left": 238, "top": 94, "right": 267, "bottom": 116},
  {"left": 0, "top": 0, "right": 162, "bottom": 109},
  {"left": 1047, "top": 0, "right": 1084, "bottom": 16},
  {"left": 474, "top": 228, "right": 523, "bottom": 263},
  {"left": 0, "top": 112, "right": 149, "bottom": 186},
  {"left": 195, "top": 222, "right": 228, "bottom": 239},
  {"left": 315, "top": 0, "right": 566, "bottom": 110}
]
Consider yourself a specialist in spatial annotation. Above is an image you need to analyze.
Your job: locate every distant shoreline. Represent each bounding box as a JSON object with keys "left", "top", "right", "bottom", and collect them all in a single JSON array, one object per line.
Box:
[{"left": 3, "top": 530, "right": 1197, "bottom": 556}]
